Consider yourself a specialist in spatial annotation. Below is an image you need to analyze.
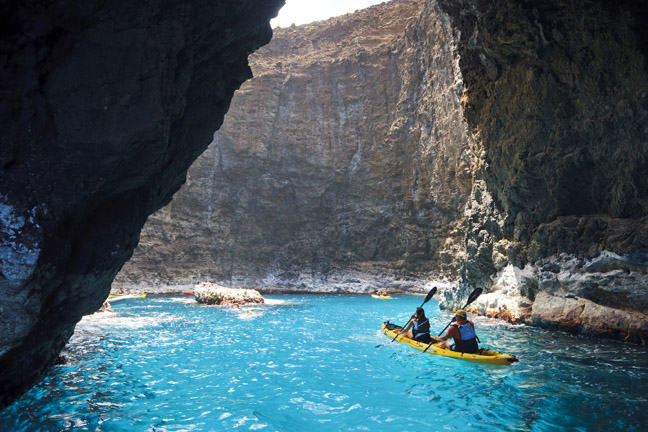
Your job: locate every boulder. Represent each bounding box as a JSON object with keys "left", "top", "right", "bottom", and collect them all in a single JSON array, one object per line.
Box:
[
  {"left": 194, "top": 283, "right": 264, "bottom": 306},
  {"left": 96, "top": 301, "right": 114, "bottom": 313}
]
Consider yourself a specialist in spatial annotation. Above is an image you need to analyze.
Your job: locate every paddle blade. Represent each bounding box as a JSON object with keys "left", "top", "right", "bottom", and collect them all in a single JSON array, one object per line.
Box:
[
  {"left": 464, "top": 288, "right": 483, "bottom": 307},
  {"left": 422, "top": 287, "right": 437, "bottom": 305}
]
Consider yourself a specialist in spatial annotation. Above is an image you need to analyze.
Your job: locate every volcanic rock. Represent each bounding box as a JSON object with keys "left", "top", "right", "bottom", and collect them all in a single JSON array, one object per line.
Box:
[
  {"left": 115, "top": 0, "right": 471, "bottom": 293},
  {"left": 194, "top": 283, "right": 264, "bottom": 306},
  {"left": 0, "top": 0, "right": 283, "bottom": 411},
  {"left": 118, "top": 0, "right": 648, "bottom": 343},
  {"left": 436, "top": 0, "right": 648, "bottom": 341}
]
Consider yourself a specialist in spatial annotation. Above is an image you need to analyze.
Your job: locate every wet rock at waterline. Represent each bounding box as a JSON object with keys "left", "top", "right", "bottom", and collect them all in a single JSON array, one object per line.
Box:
[
  {"left": 96, "top": 301, "right": 114, "bottom": 314},
  {"left": 194, "top": 283, "right": 264, "bottom": 306},
  {"left": 0, "top": 0, "right": 284, "bottom": 411}
]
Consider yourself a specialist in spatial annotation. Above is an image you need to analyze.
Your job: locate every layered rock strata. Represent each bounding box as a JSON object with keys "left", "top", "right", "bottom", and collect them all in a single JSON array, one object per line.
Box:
[
  {"left": 115, "top": 0, "right": 472, "bottom": 293},
  {"left": 119, "top": 0, "right": 648, "bottom": 343},
  {"left": 436, "top": 0, "right": 648, "bottom": 343},
  {"left": 0, "top": 0, "right": 283, "bottom": 410}
]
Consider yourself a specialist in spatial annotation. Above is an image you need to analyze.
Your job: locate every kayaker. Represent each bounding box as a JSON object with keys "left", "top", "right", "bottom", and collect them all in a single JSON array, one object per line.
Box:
[
  {"left": 398, "top": 307, "right": 432, "bottom": 343},
  {"left": 436, "top": 309, "right": 479, "bottom": 353}
]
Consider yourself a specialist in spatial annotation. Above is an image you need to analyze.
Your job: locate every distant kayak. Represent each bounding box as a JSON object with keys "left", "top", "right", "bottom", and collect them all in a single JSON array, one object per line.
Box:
[
  {"left": 382, "top": 322, "right": 518, "bottom": 365},
  {"left": 184, "top": 292, "right": 194, "bottom": 296},
  {"left": 107, "top": 293, "right": 147, "bottom": 302},
  {"left": 371, "top": 294, "right": 391, "bottom": 299}
]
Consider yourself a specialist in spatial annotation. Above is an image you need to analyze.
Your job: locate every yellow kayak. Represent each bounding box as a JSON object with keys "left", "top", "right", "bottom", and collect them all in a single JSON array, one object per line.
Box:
[
  {"left": 371, "top": 294, "right": 392, "bottom": 299},
  {"left": 107, "top": 293, "right": 147, "bottom": 302},
  {"left": 381, "top": 322, "right": 518, "bottom": 365}
]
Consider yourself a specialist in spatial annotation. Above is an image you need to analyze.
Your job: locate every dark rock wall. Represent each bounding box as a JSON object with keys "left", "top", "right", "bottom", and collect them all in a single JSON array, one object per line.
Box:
[
  {"left": 2, "top": 0, "right": 646, "bottom": 409},
  {"left": 119, "top": 0, "right": 648, "bottom": 342},
  {"left": 437, "top": 0, "right": 648, "bottom": 342},
  {"left": 116, "top": 0, "right": 472, "bottom": 292},
  {"left": 0, "top": 0, "right": 283, "bottom": 410}
]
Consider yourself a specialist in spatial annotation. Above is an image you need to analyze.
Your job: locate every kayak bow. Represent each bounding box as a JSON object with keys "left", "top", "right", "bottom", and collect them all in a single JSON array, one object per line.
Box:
[{"left": 382, "top": 322, "right": 518, "bottom": 365}]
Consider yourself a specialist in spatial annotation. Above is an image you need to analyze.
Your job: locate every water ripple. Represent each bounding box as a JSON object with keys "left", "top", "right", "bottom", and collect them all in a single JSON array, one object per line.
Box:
[{"left": 1, "top": 295, "right": 647, "bottom": 431}]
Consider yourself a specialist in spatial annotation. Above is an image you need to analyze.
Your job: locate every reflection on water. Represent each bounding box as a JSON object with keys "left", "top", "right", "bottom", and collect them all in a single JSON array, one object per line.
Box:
[{"left": 1, "top": 294, "right": 647, "bottom": 431}]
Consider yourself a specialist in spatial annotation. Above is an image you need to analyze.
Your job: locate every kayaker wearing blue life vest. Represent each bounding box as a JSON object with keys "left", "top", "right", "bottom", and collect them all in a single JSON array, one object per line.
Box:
[
  {"left": 397, "top": 307, "right": 432, "bottom": 343},
  {"left": 436, "top": 309, "right": 479, "bottom": 353}
]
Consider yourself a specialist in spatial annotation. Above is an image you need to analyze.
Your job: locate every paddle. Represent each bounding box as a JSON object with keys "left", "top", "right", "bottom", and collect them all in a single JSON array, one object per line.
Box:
[
  {"left": 421, "top": 287, "right": 483, "bottom": 354},
  {"left": 376, "top": 287, "right": 437, "bottom": 348}
]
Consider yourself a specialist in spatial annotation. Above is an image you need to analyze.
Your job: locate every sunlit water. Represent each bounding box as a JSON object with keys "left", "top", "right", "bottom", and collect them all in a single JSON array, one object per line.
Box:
[{"left": 2, "top": 294, "right": 647, "bottom": 431}]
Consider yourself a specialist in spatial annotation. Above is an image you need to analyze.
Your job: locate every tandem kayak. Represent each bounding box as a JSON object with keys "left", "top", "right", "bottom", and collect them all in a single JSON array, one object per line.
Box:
[
  {"left": 371, "top": 294, "right": 392, "bottom": 299},
  {"left": 107, "top": 293, "right": 147, "bottom": 302},
  {"left": 382, "top": 322, "right": 518, "bottom": 365}
]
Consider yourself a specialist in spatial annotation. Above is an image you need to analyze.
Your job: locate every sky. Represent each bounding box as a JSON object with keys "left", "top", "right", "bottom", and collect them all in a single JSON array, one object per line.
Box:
[{"left": 271, "top": 0, "right": 387, "bottom": 28}]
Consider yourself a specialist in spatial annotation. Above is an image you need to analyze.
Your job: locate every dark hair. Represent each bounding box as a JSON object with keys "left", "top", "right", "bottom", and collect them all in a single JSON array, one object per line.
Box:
[{"left": 416, "top": 307, "right": 426, "bottom": 320}]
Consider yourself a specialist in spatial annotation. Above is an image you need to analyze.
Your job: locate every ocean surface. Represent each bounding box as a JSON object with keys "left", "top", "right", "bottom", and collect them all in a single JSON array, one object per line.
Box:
[{"left": 2, "top": 294, "right": 647, "bottom": 431}]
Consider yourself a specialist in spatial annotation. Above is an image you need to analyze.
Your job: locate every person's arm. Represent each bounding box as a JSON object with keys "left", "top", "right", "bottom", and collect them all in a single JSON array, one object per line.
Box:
[
  {"left": 438, "top": 320, "right": 458, "bottom": 341},
  {"left": 398, "top": 318, "right": 415, "bottom": 334}
]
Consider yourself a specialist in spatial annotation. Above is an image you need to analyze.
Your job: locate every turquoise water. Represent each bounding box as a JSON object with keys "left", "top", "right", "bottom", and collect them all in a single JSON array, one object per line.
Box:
[{"left": 2, "top": 294, "right": 647, "bottom": 431}]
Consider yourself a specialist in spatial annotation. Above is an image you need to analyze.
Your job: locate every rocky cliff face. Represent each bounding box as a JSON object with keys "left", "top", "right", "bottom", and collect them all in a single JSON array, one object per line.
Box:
[
  {"left": 116, "top": 0, "right": 472, "bottom": 293},
  {"left": 0, "top": 0, "right": 283, "bottom": 410},
  {"left": 119, "top": 0, "right": 648, "bottom": 343},
  {"left": 436, "top": 0, "right": 648, "bottom": 343}
]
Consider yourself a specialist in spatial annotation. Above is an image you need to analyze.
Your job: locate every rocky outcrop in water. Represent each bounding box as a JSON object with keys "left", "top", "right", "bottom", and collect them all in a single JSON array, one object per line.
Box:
[
  {"left": 436, "top": 0, "right": 648, "bottom": 343},
  {"left": 0, "top": 0, "right": 283, "bottom": 410},
  {"left": 194, "top": 283, "right": 264, "bottom": 306},
  {"left": 115, "top": 0, "right": 472, "bottom": 293}
]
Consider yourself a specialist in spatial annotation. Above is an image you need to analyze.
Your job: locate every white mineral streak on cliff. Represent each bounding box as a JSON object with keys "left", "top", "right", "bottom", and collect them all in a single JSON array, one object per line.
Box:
[{"left": 468, "top": 252, "right": 648, "bottom": 343}]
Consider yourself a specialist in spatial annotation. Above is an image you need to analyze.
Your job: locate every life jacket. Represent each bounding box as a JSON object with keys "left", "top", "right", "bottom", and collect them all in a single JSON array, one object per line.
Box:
[
  {"left": 451, "top": 321, "right": 479, "bottom": 353},
  {"left": 412, "top": 318, "right": 430, "bottom": 340}
]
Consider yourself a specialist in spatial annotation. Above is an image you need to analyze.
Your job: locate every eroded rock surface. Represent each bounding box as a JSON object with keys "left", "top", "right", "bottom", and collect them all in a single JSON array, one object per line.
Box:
[
  {"left": 437, "top": 0, "right": 648, "bottom": 342},
  {"left": 115, "top": 0, "right": 472, "bottom": 293},
  {"left": 0, "top": 0, "right": 283, "bottom": 410},
  {"left": 194, "top": 283, "right": 264, "bottom": 306},
  {"left": 118, "top": 0, "right": 648, "bottom": 343}
]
